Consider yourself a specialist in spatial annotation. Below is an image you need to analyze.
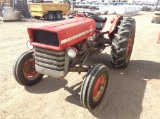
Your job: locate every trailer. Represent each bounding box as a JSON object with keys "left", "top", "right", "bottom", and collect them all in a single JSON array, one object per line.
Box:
[{"left": 29, "top": 2, "right": 70, "bottom": 20}]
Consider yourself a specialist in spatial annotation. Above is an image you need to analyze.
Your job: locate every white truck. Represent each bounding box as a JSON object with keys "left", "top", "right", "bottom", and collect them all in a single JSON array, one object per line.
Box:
[
  {"left": 99, "top": 4, "right": 141, "bottom": 15},
  {"left": 141, "top": 3, "right": 160, "bottom": 11},
  {"left": 114, "top": 5, "right": 141, "bottom": 15}
]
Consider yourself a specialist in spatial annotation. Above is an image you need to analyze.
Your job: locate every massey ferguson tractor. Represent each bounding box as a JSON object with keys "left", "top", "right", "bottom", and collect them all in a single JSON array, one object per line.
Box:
[{"left": 13, "top": 12, "right": 135, "bottom": 109}]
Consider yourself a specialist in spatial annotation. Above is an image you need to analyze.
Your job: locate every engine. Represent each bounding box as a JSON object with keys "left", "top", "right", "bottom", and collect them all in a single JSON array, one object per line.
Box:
[
  {"left": 28, "top": 17, "right": 96, "bottom": 51},
  {"left": 27, "top": 16, "right": 106, "bottom": 78}
]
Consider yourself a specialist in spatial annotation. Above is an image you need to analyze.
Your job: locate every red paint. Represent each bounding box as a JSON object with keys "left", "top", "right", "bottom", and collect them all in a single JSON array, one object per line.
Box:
[
  {"left": 28, "top": 17, "right": 96, "bottom": 51},
  {"left": 23, "top": 59, "right": 38, "bottom": 78},
  {"left": 110, "top": 18, "right": 115, "bottom": 23},
  {"left": 93, "top": 77, "right": 102, "bottom": 98},
  {"left": 108, "top": 14, "right": 122, "bottom": 36}
]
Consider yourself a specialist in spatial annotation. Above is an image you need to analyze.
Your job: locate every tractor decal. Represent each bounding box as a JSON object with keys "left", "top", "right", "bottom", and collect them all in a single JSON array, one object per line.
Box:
[{"left": 61, "top": 29, "right": 93, "bottom": 44}]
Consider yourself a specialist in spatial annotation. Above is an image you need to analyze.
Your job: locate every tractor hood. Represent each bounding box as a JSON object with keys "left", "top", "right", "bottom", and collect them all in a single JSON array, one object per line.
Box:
[{"left": 27, "top": 17, "right": 96, "bottom": 51}]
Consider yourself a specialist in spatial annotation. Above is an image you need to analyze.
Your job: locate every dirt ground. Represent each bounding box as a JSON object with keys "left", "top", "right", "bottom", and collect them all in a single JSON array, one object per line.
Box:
[{"left": 0, "top": 11, "right": 160, "bottom": 119}]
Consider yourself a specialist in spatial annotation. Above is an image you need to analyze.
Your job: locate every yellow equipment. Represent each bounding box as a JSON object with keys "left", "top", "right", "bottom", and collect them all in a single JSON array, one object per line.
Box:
[{"left": 28, "top": 2, "right": 70, "bottom": 20}]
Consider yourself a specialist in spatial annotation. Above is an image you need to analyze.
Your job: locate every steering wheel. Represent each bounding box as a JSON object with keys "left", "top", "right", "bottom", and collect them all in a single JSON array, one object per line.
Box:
[
  {"left": 84, "top": 12, "right": 98, "bottom": 17},
  {"left": 76, "top": 11, "right": 98, "bottom": 18}
]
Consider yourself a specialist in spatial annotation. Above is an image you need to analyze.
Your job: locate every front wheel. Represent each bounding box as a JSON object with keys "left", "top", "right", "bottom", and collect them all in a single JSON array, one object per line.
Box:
[
  {"left": 80, "top": 64, "right": 109, "bottom": 109},
  {"left": 13, "top": 50, "right": 44, "bottom": 86},
  {"left": 111, "top": 17, "right": 136, "bottom": 68}
]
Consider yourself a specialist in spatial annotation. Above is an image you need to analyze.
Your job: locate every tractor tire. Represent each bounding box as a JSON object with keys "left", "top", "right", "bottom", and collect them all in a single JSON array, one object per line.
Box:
[
  {"left": 55, "top": 12, "right": 62, "bottom": 20},
  {"left": 80, "top": 64, "right": 109, "bottom": 109},
  {"left": 13, "top": 50, "right": 43, "bottom": 86},
  {"left": 111, "top": 17, "right": 136, "bottom": 68},
  {"left": 47, "top": 12, "right": 54, "bottom": 21}
]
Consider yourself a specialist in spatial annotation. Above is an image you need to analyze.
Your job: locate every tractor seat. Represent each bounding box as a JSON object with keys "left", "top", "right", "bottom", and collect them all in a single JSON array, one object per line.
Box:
[
  {"left": 93, "top": 16, "right": 107, "bottom": 23},
  {"left": 92, "top": 16, "right": 107, "bottom": 30}
]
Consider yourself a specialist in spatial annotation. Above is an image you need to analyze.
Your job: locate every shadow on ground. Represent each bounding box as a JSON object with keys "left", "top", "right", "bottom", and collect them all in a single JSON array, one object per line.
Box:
[
  {"left": 25, "top": 77, "right": 68, "bottom": 94},
  {"left": 63, "top": 53, "right": 160, "bottom": 119},
  {"left": 25, "top": 52, "right": 160, "bottom": 119}
]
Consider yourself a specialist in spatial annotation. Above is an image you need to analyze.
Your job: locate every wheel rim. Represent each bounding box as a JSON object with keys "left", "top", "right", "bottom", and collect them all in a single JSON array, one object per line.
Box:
[
  {"left": 57, "top": 13, "right": 61, "bottom": 19},
  {"left": 23, "top": 58, "right": 39, "bottom": 80},
  {"left": 126, "top": 31, "right": 134, "bottom": 62},
  {"left": 93, "top": 74, "right": 107, "bottom": 102},
  {"left": 49, "top": 14, "right": 54, "bottom": 20}
]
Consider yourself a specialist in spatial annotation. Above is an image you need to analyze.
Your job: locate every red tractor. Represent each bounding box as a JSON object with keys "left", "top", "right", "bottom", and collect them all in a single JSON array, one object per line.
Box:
[{"left": 13, "top": 12, "right": 135, "bottom": 109}]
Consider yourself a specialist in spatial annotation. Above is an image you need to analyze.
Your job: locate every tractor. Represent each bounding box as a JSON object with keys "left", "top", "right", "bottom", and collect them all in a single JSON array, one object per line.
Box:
[{"left": 13, "top": 12, "right": 136, "bottom": 109}]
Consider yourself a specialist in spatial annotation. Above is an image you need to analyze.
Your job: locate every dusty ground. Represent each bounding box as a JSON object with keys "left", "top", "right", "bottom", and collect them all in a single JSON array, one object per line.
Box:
[{"left": 0, "top": 11, "right": 160, "bottom": 119}]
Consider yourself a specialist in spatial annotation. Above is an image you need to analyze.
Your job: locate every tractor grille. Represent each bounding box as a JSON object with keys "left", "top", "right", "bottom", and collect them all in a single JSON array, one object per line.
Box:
[
  {"left": 33, "top": 30, "right": 59, "bottom": 46},
  {"left": 34, "top": 47, "right": 65, "bottom": 71}
]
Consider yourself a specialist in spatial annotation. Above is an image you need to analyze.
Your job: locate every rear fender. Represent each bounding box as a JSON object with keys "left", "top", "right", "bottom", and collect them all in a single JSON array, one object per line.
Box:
[{"left": 108, "top": 14, "right": 123, "bottom": 39}]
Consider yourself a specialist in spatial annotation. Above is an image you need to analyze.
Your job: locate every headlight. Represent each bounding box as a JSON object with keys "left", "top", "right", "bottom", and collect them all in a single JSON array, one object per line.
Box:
[
  {"left": 26, "top": 41, "right": 33, "bottom": 49},
  {"left": 67, "top": 48, "right": 78, "bottom": 58}
]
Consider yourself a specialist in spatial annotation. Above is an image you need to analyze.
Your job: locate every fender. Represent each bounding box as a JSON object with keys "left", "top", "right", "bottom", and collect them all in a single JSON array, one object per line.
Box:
[{"left": 108, "top": 14, "right": 123, "bottom": 39}]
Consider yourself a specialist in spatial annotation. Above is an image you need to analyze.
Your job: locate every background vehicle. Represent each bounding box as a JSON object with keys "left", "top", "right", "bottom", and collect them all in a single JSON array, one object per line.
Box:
[
  {"left": 28, "top": 0, "right": 71, "bottom": 20},
  {"left": 0, "top": 0, "right": 22, "bottom": 21},
  {"left": 95, "top": 2, "right": 108, "bottom": 10},
  {"left": 141, "top": 3, "right": 151, "bottom": 11},
  {"left": 82, "top": 1, "right": 91, "bottom": 8},
  {"left": 74, "top": 1, "right": 80, "bottom": 8},
  {"left": 75, "top": 1, "right": 85, "bottom": 8},
  {"left": 142, "top": 3, "right": 156, "bottom": 11},
  {"left": 89, "top": 2, "right": 99, "bottom": 9},
  {"left": 13, "top": 12, "right": 136, "bottom": 109},
  {"left": 11, "top": 0, "right": 30, "bottom": 18},
  {"left": 151, "top": 11, "right": 160, "bottom": 23},
  {"left": 114, "top": 5, "right": 141, "bottom": 15}
]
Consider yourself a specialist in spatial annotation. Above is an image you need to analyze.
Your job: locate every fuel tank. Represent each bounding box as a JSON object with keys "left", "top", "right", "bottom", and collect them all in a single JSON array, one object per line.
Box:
[{"left": 28, "top": 17, "right": 96, "bottom": 51}]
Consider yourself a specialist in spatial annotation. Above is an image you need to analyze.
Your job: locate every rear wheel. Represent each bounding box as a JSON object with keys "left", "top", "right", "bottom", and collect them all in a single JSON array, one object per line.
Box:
[
  {"left": 111, "top": 17, "right": 136, "bottom": 68},
  {"left": 13, "top": 50, "right": 43, "bottom": 86},
  {"left": 47, "top": 12, "right": 54, "bottom": 20},
  {"left": 55, "top": 12, "right": 62, "bottom": 20},
  {"left": 80, "top": 64, "right": 109, "bottom": 109}
]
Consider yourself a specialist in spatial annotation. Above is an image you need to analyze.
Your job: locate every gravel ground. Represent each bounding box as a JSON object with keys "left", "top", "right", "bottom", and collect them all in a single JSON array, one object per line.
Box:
[{"left": 0, "top": 11, "right": 160, "bottom": 119}]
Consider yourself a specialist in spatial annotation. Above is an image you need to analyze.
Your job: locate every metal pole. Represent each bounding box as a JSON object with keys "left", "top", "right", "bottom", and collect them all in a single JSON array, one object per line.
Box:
[
  {"left": 12, "top": 0, "right": 15, "bottom": 12},
  {"left": 156, "top": 0, "right": 160, "bottom": 10},
  {"left": 29, "top": 0, "right": 32, "bottom": 22}
]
